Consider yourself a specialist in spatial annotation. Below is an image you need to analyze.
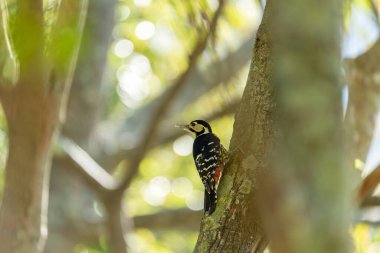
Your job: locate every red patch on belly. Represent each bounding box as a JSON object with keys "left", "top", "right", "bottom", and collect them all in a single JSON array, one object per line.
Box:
[{"left": 214, "top": 165, "right": 223, "bottom": 185}]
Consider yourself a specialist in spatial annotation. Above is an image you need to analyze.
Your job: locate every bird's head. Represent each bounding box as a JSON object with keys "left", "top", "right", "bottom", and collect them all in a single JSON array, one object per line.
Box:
[{"left": 175, "top": 120, "right": 212, "bottom": 137}]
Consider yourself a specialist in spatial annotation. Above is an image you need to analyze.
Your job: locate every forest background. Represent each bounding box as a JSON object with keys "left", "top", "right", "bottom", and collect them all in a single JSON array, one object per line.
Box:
[{"left": 0, "top": 0, "right": 380, "bottom": 253}]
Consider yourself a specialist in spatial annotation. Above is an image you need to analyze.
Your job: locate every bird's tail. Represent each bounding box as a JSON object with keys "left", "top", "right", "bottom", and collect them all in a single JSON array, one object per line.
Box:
[{"left": 204, "top": 190, "right": 217, "bottom": 215}]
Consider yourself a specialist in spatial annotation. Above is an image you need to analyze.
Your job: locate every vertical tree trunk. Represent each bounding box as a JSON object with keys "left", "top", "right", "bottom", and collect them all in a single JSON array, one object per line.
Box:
[
  {"left": 260, "top": 0, "right": 353, "bottom": 253},
  {"left": 0, "top": 2, "right": 51, "bottom": 252},
  {"left": 0, "top": 85, "right": 55, "bottom": 253},
  {"left": 193, "top": 3, "right": 274, "bottom": 252},
  {"left": 0, "top": 1, "right": 88, "bottom": 252}
]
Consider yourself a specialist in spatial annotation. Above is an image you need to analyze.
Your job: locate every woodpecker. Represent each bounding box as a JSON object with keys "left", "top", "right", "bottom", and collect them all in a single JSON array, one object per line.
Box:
[{"left": 176, "top": 120, "right": 228, "bottom": 214}]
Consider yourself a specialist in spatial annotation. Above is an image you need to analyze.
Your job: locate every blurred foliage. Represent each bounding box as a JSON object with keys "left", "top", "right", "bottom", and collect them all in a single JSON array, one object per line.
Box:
[
  {"left": 353, "top": 224, "right": 380, "bottom": 253},
  {"left": 0, "top": 0, "right": 380, "bottom": 252},
  {"left": 105, "top": 0, "right": 260, "bottom": 116}
]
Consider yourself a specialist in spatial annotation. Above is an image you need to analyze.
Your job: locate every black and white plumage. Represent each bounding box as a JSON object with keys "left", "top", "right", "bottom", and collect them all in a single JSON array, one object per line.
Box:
[{"left": 176, "top": 120, "right": 228, "bottom": 214}]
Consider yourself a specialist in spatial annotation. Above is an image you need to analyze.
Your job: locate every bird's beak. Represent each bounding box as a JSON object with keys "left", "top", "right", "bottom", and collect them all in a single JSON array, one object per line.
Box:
[{"left": 175, "top": 124, "right": 190, "bottom": 131}]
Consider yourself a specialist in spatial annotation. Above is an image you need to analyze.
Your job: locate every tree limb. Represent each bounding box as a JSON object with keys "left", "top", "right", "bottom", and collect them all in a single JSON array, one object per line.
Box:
[
  {"left": 358, "top": 164, "right": 380, "bottom": 205},
  {"left": 59, "top": 137, "right": 117, "bottom": 194},
  {"left": 360, "top": 196, "right": 380, "bottom": 208}
]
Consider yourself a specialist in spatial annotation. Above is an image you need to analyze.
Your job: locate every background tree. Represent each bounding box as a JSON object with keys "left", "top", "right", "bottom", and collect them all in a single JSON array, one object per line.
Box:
[{"left": 0, "top": 1, "right": 87, "bottom": 252}]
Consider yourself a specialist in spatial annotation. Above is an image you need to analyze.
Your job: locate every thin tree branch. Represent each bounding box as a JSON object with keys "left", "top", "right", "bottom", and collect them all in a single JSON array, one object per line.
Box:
[
  {"left": 359, "top": 220, "right": 380, "bottom": 226},
  {"left": 59, "top": 137, "right": 117, "bottom": 194},
  {"left": 358, "top": 164, "right": 380, "bottom": 205},
  {"left": 114, "top": 0, "right": 226, "bottom": 194},
  {"left": 360, "top": 196, "right": 380, "bottom": 208}
]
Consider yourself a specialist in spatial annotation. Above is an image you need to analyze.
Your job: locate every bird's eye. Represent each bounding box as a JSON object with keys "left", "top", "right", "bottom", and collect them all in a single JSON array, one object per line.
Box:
[{"left": 191, "top": 122, "right": 195, "bottom": 126}]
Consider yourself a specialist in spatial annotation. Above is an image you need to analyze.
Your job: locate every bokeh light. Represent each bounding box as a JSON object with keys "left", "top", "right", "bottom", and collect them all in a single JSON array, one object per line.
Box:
[
  {"left": 116, "top": 6, "right": 131, "bottom": 21},
  {"left": 173, "top": 135, "right": 193, "bottom": 156},
  {"left": 114, "top": 39, "right": 134, "bottom": 58},
  {"left": 116, "top": 54, "right": 153, "bottom": 108},
  {"left": 185, "top": 190, "right": 204, "bottom": 211},
  {"left": 143, "top": 176, "right": 171, "bottom": 206},
  {"left": 171, "top": 177, "right": 193, "bottom": 197},
  {"left": 135, "top": 21, "right": 156, "bottom": 40},
  {"left": 134, "top": 0, "right": 152, "bottom": 7}
]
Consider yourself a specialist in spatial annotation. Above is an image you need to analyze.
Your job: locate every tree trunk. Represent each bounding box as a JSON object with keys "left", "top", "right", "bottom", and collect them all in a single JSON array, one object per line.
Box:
[
  {"left": 259, "top": 0, "right": 353, "bottom": 253},
  {"left": 0, "top": 84, "right": 55, "bottom": 253},
  {"left": 0, "top": 1, "right": 88, "bottom": 252},
  {"left": 193, "top": 3, "right": 274, "bottom": 252}
]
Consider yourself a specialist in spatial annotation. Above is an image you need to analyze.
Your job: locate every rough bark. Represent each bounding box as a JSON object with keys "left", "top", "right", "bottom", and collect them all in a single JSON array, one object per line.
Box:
[
  {"left": 0, "top": 1, "right": 87, "bottom": 253},
  {"left": 45, "top": 1, "right": 117, "bottom": 252},
  {"left": 193, "top": 3, "right": 274, "bottom": 253},
  {"left": 260, "top": 0, "right": 353, "bottom": 253}
]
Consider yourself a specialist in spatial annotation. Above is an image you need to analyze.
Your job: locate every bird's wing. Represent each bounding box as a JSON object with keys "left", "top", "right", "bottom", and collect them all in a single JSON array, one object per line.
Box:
[{"left": 194, "top": 134, "right": 221, "bottom": 194}]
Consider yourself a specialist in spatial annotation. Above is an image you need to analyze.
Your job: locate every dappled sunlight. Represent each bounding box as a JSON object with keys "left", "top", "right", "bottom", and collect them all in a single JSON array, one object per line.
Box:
[
  {"left": 113, "top": 39, "right": 134, "bottom": 58},
  {"left": 143, "top": 176, "right": 171, "bottom": 206},
  {"left": 135, "top": 21, "right": 156, "bottom": 40}
]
